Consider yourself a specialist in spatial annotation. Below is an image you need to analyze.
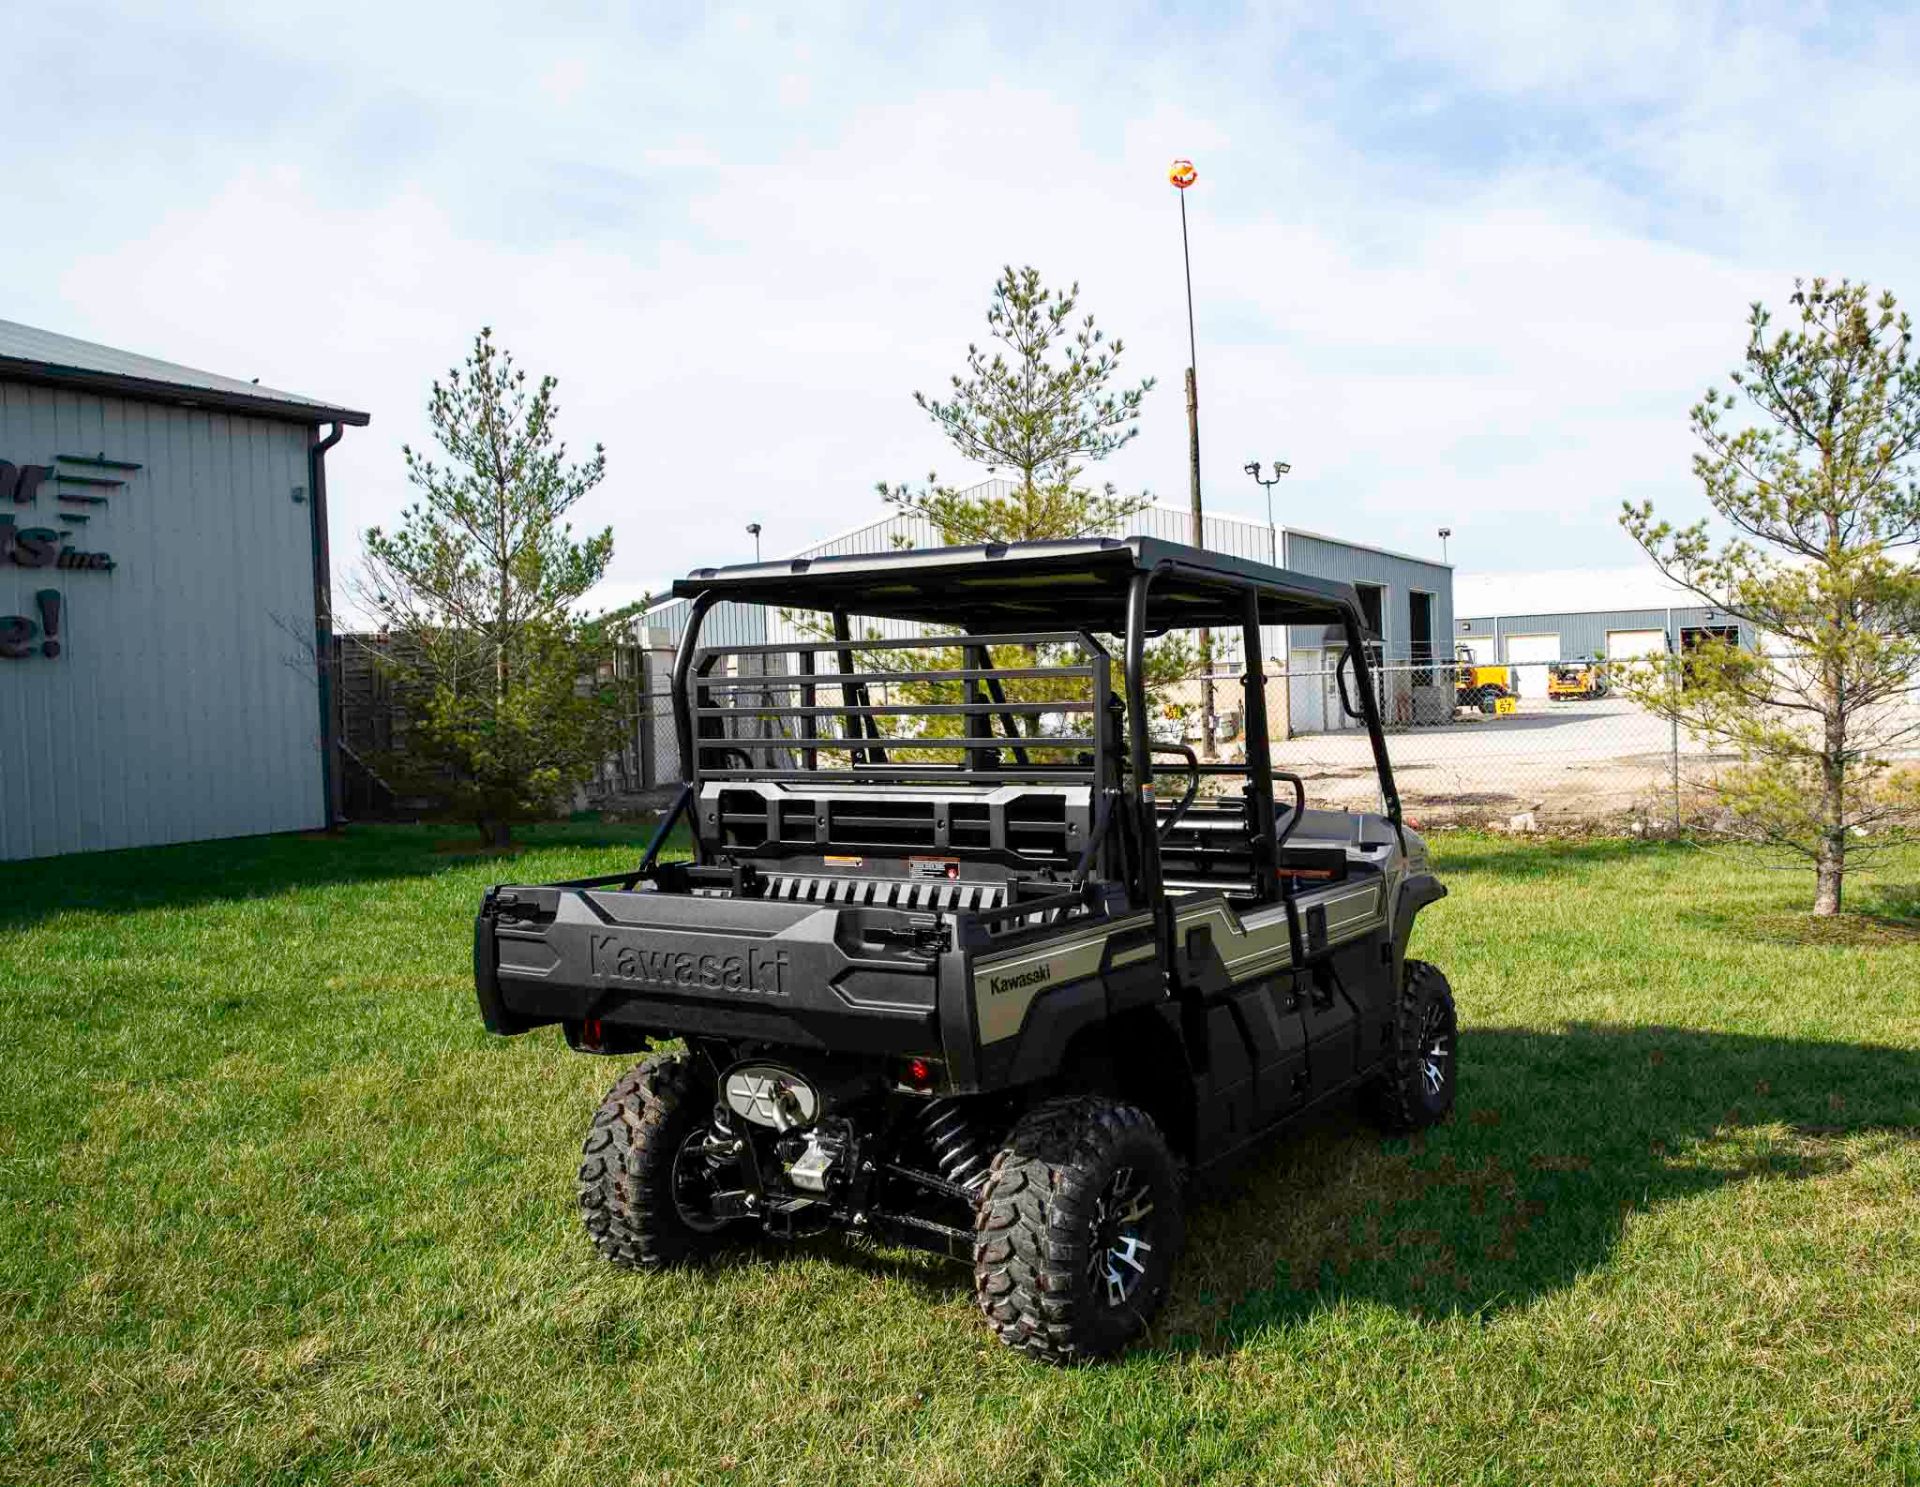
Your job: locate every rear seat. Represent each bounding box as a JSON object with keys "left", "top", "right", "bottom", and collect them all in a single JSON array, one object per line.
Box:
[{"left": 1157, "top": 801, "right": 1261, "bottom": 896}]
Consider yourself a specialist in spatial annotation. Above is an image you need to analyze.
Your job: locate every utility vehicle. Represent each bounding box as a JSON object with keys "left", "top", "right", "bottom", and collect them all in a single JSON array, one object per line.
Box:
[
  {"left": 473, "top": 538, "right": 1454, "bottom": 1362},
  {"left": 1547, "top": 657, "right": 1608, "bottom": 701}
]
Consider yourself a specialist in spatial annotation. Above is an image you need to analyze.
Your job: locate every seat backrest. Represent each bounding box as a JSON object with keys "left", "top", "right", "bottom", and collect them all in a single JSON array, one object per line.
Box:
[{"left": 1155, "top": 796, "right": 1262, "bottom": 896}]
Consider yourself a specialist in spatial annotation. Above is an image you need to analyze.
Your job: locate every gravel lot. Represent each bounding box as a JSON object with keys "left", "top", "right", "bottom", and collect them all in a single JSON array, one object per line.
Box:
[{"left": 1271, "top": 697, "right": 1702, "bottom": 824}]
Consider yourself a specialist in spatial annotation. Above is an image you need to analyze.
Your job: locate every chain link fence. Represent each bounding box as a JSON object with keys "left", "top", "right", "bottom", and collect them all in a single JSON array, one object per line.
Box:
[
  {"left": 1151, "top": 657, "right": 1920, "bottom": 832},
  {"left": 338, "top": 631, "right": 1917, "bottom": 835}
]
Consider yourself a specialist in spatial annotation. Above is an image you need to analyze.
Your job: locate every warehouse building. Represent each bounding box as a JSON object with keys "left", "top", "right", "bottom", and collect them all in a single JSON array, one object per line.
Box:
[
  {"left": 1454, "top": 568, "right": 1757, "bottom": 699},
  {"left": 0, "top": 319, "right": 366, "bottom": 860},
  {"left": 633, "top": 488, "right": 1455, "bottom": 743}
]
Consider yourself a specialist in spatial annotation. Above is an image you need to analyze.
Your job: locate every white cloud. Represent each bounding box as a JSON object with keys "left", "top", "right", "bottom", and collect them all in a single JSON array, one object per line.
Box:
[
  {"left": 13, "top": 1, "right": 1919, "bottom": 611},
  {"left": 1363, "top": 0, "right": 1736, "bottom": 100},
  {"left": 538, "top": 57, "right": 592, "bottom": 108}
]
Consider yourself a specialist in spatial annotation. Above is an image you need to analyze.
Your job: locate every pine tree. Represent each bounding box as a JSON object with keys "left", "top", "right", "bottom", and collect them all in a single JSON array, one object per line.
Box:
[
  {"left": 809, "top": 268, "right": 1189, "bottom": 751},
  {"left": 361, "top": 328, "right": 637, "bottom": 844},
  {"left": 882, "top": 264, "right": 1154, "bottom": 540},
  {"left": 1620, "top": 279, "right": 1920, "bottom": 914}
]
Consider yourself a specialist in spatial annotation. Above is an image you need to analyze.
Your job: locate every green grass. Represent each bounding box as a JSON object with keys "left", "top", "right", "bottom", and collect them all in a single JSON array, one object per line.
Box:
[{"left": 3, "top": 823, "right": 1919, "bottom": 1486}]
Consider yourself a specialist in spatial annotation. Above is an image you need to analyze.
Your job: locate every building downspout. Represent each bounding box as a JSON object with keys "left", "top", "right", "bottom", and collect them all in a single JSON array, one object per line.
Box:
[{"left": 310, "top": 421, "right": 346, "bottom": 827}]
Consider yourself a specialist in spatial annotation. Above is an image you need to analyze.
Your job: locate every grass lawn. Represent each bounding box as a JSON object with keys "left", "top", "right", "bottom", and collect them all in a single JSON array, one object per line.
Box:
[{"left": 4, "top": 823, "right": 1919, "bottom": 1486}]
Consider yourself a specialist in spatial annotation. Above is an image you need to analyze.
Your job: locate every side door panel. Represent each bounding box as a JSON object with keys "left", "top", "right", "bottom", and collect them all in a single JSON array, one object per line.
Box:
[
  {"left": 1230, "top": 979, "right": 1309, "bottom": 1124},
  {"left": 1198, "top": 1002, "right": 1257, "bottom": 1148},
  {"left": 1300, "top": 967, "right": 1360, "bottom": 1092},
  {"left": 1287, "top": 872, "right": 1389, "bottom": 1095},
  {"left": 1176, "top": 896, "right": 1309, "bottom": 1148}
]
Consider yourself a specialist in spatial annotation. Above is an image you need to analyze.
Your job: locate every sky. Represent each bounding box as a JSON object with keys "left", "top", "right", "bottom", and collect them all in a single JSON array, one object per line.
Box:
[{"left": 6, "top": 1, "right": 1918, "bottom": 611}]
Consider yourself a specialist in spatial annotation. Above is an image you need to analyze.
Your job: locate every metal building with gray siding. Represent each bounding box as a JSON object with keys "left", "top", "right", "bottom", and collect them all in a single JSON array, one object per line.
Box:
[
  {"left": 1456, "top": 606, "right": 1756, "bottom": 698},
  {"left": 0, "top": 319, "right": 367, "bottom": 860}
]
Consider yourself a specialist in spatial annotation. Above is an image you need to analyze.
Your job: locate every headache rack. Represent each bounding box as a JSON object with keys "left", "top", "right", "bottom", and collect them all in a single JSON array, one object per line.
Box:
[
  {"left": 676, "top": 628, "right": 1119, "bottom": 881},
  {"left": 686, "top": 629, "right": 1112, "bottom": 785}
]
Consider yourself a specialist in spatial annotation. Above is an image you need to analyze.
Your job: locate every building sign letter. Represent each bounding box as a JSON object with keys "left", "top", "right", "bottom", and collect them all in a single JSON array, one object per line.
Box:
[
  {"left": 0, "top": 461, "right": 54, "bottom": 506},
  {"left": 1, "top": 450, "right": 129, "bottom": 660}
]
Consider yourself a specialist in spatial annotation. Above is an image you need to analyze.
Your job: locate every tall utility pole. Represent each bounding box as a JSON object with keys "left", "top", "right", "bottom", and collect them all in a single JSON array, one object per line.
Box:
[{"left": 1170, "top": 158, "right": 1216, "bottom": 759}]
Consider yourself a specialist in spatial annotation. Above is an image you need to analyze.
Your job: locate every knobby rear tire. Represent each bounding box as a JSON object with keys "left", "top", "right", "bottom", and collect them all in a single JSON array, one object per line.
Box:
[
  {"left": 578, "top": 1053, "right": 735, "bottom": 1269},
  {"left": 972, "top": 1095, "right": 1184, "bottom": 1365}
]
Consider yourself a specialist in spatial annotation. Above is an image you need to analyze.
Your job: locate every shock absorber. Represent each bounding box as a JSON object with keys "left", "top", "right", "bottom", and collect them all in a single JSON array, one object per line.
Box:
[{"left": 918, "top": 1099, "right": 990, "bottom": 1192}]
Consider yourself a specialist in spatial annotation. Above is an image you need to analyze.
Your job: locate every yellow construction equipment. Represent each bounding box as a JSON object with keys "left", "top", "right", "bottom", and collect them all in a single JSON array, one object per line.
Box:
[
  {"left": 1547, "top": 658, "right": 1608, "bottom": 701},
  {"left": 1454, "top": 646, "right": 1512, "bottom": 712}
]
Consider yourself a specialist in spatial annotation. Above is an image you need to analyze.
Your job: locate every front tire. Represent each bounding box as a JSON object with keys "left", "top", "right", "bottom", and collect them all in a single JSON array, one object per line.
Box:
[
  {"left": 1371, "top": 960, "right": 1458, "bottom": 1132},
  {"left": 578, "top": 1054, "right": 742, "bottom": 1269},
  {"left": 972, "top": 1096, "right": 1184, "bottom": 1364}
]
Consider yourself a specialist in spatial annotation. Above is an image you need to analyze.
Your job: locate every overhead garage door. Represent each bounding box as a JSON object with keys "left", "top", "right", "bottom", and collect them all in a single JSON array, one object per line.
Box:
[
  {"left": 1504, "top": 634, "right": 1560, "bottom": 698},
  {"left": 1606, "top": 628, "right": 1667, "bottom": 659},
  {"left": 1458, "top": 637, "right": 1493, "bottom": 666}
]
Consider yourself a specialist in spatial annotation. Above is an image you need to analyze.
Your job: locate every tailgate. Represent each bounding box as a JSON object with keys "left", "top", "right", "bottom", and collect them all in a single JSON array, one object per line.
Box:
[{"left": 475, "top": 884, "right": 948, "bottom": 1055}]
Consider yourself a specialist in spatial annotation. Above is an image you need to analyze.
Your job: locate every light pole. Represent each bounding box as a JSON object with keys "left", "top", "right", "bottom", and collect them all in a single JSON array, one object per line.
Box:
[
  {"left": 1171, "top": 159, "right": 1203, "bottom": 535},
  {"left": 746, "top": 522, "right": 762, "bottom": 561},
  {"left": 1244, "top": 460, "right": 1291, "bottom": 565},
  {"left": 1438, "top": 526, "right": 1451, "bottom": 565},
  {"left": 1170, "top": 157, "right": 1216, "bottom": 759}
]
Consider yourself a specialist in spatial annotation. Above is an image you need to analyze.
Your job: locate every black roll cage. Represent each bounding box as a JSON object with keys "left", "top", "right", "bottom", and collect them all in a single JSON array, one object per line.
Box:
[{"left": 653, "top": 538, "right": 1406, "bottom": 902}]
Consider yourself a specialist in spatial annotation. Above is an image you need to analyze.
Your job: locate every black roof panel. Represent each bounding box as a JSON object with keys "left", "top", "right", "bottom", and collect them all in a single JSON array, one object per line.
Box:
[{"left": 672, "top": 536, "right": 1367, "bottom": 633}]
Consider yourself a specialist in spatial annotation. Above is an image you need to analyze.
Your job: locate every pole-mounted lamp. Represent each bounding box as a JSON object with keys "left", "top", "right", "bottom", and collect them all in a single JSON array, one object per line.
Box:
[
  {"left": 1244, "top": 460, "right": 1291, "bottom": 566},
  {"left": 1170, "top": 157, "right": 1218, "bottom": 759}
]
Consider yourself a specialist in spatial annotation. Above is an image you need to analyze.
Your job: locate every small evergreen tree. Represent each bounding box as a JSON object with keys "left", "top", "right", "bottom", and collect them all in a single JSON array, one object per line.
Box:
[
  {"left": 756, "top": 267, "right": 1203, "bottom": 766},
  {"left": 794, "top": 267, "right": 1189, "bottom": 753},
  {"left": 881, "top": 264, "right": 1155, "bottom": 539},
  {"left": 361, "top": 328, "right": 636, "bottom": 845},
  {"left": 1620, "top": 279, "right": 1920, "bottom": 914}
]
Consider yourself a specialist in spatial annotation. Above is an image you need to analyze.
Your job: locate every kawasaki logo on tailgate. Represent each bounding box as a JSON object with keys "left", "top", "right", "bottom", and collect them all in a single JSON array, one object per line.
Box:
[{"left": 588, "top": 936, "right": 790, "bottom": 996}]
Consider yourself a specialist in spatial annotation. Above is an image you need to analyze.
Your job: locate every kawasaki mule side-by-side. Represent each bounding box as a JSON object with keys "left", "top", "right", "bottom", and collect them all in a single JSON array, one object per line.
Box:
[{"left": 473, "top": 537, "right": 1454, "bottom": 1362}]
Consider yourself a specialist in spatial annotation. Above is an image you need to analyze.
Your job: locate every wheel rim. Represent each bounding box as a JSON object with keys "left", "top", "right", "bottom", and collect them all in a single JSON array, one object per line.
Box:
[
  {"left": 1086, "top": 1165, "right": 1156, "bottom": 1309},
  {"left": 1419, "top": 998, "right": 1453, "bottom": 1100},
  {"left": 670, "top": 1127, "right": 735, "bottom": 1233}
]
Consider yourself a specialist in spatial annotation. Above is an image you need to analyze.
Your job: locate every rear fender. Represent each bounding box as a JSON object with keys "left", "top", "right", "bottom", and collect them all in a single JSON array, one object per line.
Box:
[
  {"left": 964, "top": 910, "right": 1160, "bottom": 1092},
  {"left": 1057, "top": 1006, "right": 1198, "bottom": 1157}
]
